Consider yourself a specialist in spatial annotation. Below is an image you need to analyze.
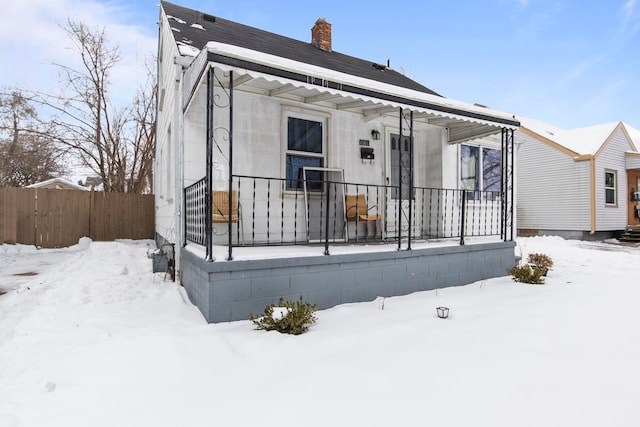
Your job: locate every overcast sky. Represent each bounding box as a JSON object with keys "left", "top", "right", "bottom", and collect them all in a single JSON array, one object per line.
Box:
[{"left": 1, "top": 0, "right": 639, "bottom": 130}]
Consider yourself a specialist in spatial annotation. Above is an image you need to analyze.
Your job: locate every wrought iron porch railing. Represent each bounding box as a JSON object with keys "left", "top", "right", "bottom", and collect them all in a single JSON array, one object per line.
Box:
[{"left": 183, "top": 175, "right": 505, "bottom": 252}]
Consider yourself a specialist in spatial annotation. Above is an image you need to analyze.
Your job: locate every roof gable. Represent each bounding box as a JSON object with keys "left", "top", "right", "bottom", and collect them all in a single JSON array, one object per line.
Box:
[
  {"left": 519, "top": 117, "right": 636, "bottom": 157},
  {"left": 623, "top": 122, "right": 640, "bottom": 152},
  {"left": 161, "top": 1, "right": 440, "bottom": 96}
]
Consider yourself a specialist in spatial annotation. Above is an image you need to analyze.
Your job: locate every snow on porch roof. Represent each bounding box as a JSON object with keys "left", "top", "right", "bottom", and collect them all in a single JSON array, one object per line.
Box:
[
  {"left": 181, "top": 41, "right": 519, "bottom": 145},
  {"left": 203, "top": 42, "right": 519, "bottom": 130}
]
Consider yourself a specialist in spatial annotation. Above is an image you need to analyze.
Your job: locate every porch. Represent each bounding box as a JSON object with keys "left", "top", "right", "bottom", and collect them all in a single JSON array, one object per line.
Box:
[
  {"left": 184, "top": 174, "right": 510, "bottom": 259},
  {"left": 181, "top": 173, "right": 516, "bottom": 322},
  {"left": 177, "top": 54, "right": 519, "bottom": 322}
]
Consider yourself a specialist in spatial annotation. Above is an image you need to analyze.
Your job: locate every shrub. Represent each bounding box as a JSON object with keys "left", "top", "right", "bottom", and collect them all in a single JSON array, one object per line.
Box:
[
  {"left": 508, "top": 264, "right": 545, "bottom": 285},
  {"left": 249, "top": 296, "right": 318, "bottom": 335},
  {"left": 527, "top": 253, "right": 554, "bottom": 270}
]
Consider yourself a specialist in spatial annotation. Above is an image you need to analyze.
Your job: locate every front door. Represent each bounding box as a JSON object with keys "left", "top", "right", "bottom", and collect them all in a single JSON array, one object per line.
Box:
[{"left": 628, "top": 170, "right": 640, "bottom": 225}]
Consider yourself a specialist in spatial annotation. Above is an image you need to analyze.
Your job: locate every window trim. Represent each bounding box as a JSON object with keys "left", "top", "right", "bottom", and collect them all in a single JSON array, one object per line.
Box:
[
  {"left": 282, "top": 108, "right": 329, "bottom": 193},
  {"left": 604, "top": 169, "right": 617, "bottom": 207},
  {"left": 459, "top": 143, "right": 501, "bottom": 201}
]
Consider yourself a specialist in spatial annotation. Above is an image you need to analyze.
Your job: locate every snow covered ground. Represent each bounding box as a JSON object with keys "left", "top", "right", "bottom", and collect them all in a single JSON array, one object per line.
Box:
[{"left": 1, "top": 236, "right": 639, "bottom": 426}]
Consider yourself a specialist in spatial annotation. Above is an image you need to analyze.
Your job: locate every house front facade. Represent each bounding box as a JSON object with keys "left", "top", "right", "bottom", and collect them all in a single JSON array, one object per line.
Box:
[
  {"left": 517, "top": 118, "right": 640, "bottom": 240},
  {"left": 155, "top": 1, "right": 520, "bottom": 322}
]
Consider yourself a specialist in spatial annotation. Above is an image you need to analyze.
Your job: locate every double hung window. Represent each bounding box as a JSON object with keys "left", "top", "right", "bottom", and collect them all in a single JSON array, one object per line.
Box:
[
  {"left": 605, "top": 170, "right": 617, "bottom": 205},
  {"left": 285, "top": 115, "right": 325, "bottom": 191}
]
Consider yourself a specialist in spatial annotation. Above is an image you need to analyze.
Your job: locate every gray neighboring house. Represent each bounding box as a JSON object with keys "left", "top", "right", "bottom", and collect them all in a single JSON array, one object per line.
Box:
[{"left": 155, "top": 1, "right": 520, "bottom": 322}]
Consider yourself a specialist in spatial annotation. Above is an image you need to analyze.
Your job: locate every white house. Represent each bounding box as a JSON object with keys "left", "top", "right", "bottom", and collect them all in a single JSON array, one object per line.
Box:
[
  {"left": 155, "top": 1, "right": 520, "bottom": 322},
  {"left": 516, "top": 118, "right": 640, "bottom": 240}
]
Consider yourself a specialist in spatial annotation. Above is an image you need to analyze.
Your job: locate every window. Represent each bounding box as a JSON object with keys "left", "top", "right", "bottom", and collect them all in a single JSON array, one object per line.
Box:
[
  {"left": 285, "top": 116, "right": 325, "bottom": 191},
  {"left": 460, "top": 144, "right": 501, "bottom": 199},
  {"left": 605, "top": 170, "right": 617, "bottom": 205}
]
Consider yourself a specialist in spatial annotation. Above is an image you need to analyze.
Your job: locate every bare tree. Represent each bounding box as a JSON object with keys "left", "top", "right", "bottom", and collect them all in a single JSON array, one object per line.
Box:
[
  {"left": 0, "top": 90, "right": 65, "bottom": 187},
  {"left": 34, "top": 19, "right": 155, "bottom": 193}
]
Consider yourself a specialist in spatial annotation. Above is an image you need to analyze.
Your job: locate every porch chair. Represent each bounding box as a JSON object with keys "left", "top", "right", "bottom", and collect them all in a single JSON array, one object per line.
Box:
[
  {"left": 345, "top": 194, "right": 382, "bottom": 239},
  {"left": 212, "top": 190, "right": 243, "bottom": 243}
]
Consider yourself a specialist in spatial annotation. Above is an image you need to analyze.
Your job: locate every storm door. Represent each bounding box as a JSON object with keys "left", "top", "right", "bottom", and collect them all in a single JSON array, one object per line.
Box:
[{"left": 386, "top": 132, "right": 417, "bottom": 237}]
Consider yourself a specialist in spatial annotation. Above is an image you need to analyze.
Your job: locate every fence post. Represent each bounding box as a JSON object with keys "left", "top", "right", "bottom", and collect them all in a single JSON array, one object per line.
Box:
[{"left": 459, "top": 190, "right": 466, "bottom": 246}]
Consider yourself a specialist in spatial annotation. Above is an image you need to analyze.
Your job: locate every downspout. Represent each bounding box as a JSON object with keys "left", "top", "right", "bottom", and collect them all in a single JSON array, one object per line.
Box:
[{"left": 174, "top": 61, "right": 185, "bottom": 271}]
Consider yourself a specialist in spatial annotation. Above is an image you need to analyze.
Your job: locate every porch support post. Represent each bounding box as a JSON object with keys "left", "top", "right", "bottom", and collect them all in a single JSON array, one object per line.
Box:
[
  {"left": 509, "top": 127, "right": 515, "bottom": 241},
  {"left": 227, "top": 70, "right": 234, "bottom": 261},
  {"left": 460, "top": 190, "right": 466, "bottom": 245},
  {"left": 397, "top": 108, "right": 403, "bottom": 251},
  {"left": 407, "top": 110, "right": 414, "bottom": 250},
  {"left": 205, "top": 67, "right": 214, "bottom": 261},
  {"left": 500, "top": 127, "right": 515, "bottom": 242}
]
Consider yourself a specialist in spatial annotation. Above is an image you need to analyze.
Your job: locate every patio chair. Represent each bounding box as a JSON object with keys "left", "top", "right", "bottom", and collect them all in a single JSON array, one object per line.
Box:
[
  {"left": 212, "top": 190, "right": 243, "bottom": 243},
  {"left": 345, "top": 194, "right": 382, "bottom": 238}
]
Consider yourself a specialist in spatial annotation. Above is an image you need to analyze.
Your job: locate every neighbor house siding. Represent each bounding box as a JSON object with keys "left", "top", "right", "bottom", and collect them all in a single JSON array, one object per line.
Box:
[
  {"left": 594, "top": 127, "right": 631, "bottom": 231},
  {"left": 626, "top": 154, "right": 640, "bottom": 169},
  {"left": 517, "top": 132, "right": 591, "bottom": 231}
]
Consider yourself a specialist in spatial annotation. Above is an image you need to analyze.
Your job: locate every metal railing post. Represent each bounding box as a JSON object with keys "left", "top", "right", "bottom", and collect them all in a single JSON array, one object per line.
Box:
[
  {"left": 460, "top": 190, "right": 466, "bottom": 246},
  {"left": 324, "top": 178, "right": 331, "bottom": 255}
]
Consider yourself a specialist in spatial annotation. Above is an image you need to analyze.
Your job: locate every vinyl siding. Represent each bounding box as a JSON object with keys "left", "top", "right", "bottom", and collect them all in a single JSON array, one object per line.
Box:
[
  {"left": 594, "top": 127, "right": 631, "bottom": 230},
  {"left": 516, "top": 132, "right": 591, "bottom": 231}
]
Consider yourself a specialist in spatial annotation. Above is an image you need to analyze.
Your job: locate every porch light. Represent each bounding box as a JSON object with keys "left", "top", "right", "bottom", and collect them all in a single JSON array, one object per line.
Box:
[
  {"left": 436, "top": 306, "right": 449, "bottom": 319},
  {"left": 371, "top": 129, "right": 380, "bottom": 140}
]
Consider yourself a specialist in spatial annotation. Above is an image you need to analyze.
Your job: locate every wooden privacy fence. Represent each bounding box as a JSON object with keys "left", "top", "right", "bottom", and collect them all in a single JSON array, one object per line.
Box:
[{"left": 0, "top": 187, "right": 154, "bottom": 248}]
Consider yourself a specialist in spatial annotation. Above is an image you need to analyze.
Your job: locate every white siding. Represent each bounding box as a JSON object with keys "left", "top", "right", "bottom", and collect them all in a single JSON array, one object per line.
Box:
[
  {"left": 594, "top": 127, "right": 631, "bottom": 230},
  {"left": 626, "top": 155, "right": 640, "bottom": 169},
  {"left": 182, "top": 87, "right": 446, "bottom": 188},
  {"left": 155, "top": 12, "right": 183, "bottom": 246},
  {"left": 516, "top": 132, "right": 591, "bottom": 231}
]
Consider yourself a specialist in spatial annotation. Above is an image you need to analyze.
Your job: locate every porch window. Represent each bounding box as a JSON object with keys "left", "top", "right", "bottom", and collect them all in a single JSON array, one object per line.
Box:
[
  {"left": 286, "top": 116, "right": 325, "bottom": 191},
  {"left": 605, "top": 170, "right": 617, "bottom": 205},
  {"left": 460, "top": 144, "right": 501, "bottom": 199}
]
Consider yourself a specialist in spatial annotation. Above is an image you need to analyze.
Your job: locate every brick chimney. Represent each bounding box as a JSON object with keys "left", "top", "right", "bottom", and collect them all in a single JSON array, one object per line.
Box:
[{"left": 311, "top": 18, "right": 332, "bottom": 52}]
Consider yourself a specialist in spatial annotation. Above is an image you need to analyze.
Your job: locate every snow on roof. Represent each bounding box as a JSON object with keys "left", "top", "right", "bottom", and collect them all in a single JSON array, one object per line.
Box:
[
  {"left": 558, "top": 122, "right": 620, "bottom": 155},
  {"left": 518, "top": 116, "right": 626, "bottom": 156},
  {"left": 205, "top": 41, "right": 519, "bottom": 127},
  {"left": 26, "top": 178, "right": 89, "bottom": 191},
  {"left": 623, "top": 122, "right": 640, "bottom": 150}
]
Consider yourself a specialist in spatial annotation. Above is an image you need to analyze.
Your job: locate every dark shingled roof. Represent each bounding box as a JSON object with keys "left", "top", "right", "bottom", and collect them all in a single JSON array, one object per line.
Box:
[{"left": 161, "top": 1, "right": 441, "bottom": 97}]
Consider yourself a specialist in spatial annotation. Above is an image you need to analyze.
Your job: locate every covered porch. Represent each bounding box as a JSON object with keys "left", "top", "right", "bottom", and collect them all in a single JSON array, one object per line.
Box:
[
  {"left": 180, "top": 49, "right": 518, "bottom": 261},
  {"left": 177, "top": 46, "right": 519, "bottom": 322}
]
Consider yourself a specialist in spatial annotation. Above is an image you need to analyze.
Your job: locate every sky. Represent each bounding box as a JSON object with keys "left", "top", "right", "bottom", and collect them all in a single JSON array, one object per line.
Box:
[
  {"left": 2, "top": 235, "right": 640, "bottom": 425},
  {"left": 1, "top": 0, "right": 639, "bottom": 130}
]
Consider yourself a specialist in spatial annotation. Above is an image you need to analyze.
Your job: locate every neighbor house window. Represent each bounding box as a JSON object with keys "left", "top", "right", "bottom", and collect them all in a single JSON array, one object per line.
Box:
[
  {"left": 605, "top": 170, "right": 617, "bottom": 205},
  {"left": 285, "top": 115, "right": 325, "bottom": 191},
  {"left": 460, "top": 144, "right": 501, "bottom": 199}
]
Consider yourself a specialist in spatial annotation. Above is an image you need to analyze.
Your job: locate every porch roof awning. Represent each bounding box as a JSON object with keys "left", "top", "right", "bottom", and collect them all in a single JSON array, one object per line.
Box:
[{"left": 183, "top": 42, "right": 520, "bottom": 144}]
